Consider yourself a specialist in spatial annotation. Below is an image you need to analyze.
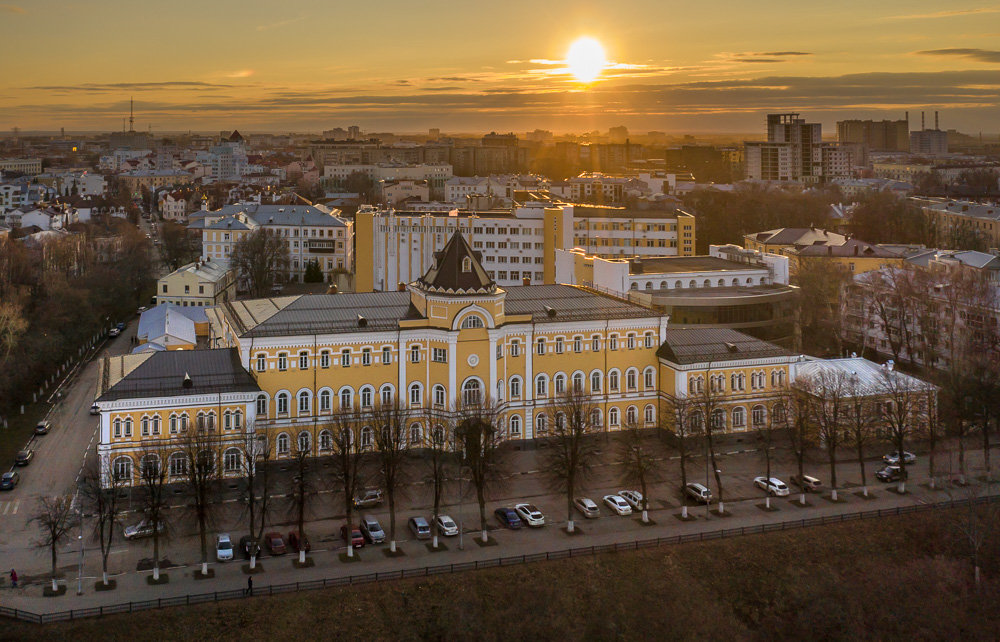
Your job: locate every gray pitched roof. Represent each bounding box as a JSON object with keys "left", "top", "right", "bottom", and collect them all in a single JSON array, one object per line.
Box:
[
  {"left": 97, "top": 348, "right": 260, "bottom": 402},
  {"left": 417, "top": 232, "right": 495, "bottom": 294},
  {"left": 213, "top": 203, "right": 347, "bottom": 227},
  {"left": 656, "top": 328, "right": 791, "bottom": 365}
]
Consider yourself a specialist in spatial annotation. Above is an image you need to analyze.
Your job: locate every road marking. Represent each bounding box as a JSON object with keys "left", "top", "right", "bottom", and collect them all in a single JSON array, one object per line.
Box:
[{"left": 1, "top": 500, "right": 19, "bottom": 515}]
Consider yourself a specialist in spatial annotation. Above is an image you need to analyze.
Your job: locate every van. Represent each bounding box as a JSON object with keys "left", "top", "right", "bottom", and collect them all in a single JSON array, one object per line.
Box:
[
  {"left": 408, "top": 516, "right": 431, "bottom": 540},
  {"left": 790, "top": 474, "right": 822, "bottom": 493},
  {"left": 684, "top": 482, "right": 713, "bottom": 504}
]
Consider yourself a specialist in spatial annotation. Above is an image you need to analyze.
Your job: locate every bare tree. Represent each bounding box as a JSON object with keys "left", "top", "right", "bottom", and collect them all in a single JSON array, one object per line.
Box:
[
  {"left": 694, "top": 370, "right": 727, "bottom": 513},
  {"left": 844, "top": 375, "right": 877, "bottom": 497},
  {"left": 229, "top": 228, "right": 290, "bottom": 297},
  {"left": 877, "top": 363, "right": 933, "bottom": 493},
  {"left": 237, "top": 428, "right": 271, "bottom": 570},
  {"left": 137, "top": 442, "right": 170, "bottom": 581},
  {"left": 663, "top": 395, "right": 700, "bottom": 519},
  {"left": 328, "top": 409, "right": 366, "bottom": 558},
  {"left": 753, "top": 403, "right": 781, "bottom": 509},
  {"left": 782, "top": 388, "right": 812, "bottom": 506},
  {"left": 288, "top": 431, "right": 316, "bottom": 564},
  {"left": 946, "top": 481, "right": 999, "bottom": 590},
  {"left": 420, "top": 410, "right": 457, "bottom": 549},
  {"left": 544, "top": 388, "right": 600, "bottom": 532},
  {"left": 621, "top": 421, "right": 659, "bottom": 523},
  {"left": 31, "top": 495, "right": 77, "bottom": 593},
  {"left": 798, "top": 369, "right": 849, "bottom": 501},
  {"left": 78, "top": 457, "right": 126, "bottom": 587},
  {"left": 178, "top": 427, "right": 221, "bottom": 577},
  {"left": 369, "top": 399, "right": 411, "bottom": 552},
  {"left": 455, "top": 396, "right": 506, "bottom": 543}
]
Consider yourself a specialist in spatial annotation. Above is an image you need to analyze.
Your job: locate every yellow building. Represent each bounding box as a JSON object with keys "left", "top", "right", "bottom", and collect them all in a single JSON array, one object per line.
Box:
[
  {"left": 786, "top": 239, "right": 904, "bottom": 276},
  {"left": 743, "top": 227, "right": 847, "bottom": 255}
]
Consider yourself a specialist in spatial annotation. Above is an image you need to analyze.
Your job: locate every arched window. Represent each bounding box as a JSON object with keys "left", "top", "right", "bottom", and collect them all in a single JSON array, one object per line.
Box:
[
  {"left": 360, "top": 386, "right": 374, "bottom": 409},
  {"left": 461, "top": 315, "right": 484, "bottom": 329},
  {"left": 572, "top": 372, "right": 584, "bottom": 392},
  {"left": 772, "top": 403, "right": 785, "bottom": 424},
  {"left": 462, "top": 256, "right": 472, "bottom": 272},
  {"left": 433, "top": 384, "right": 446, "bottom": 408},
  {"left": 409, "top": 383, "right": 422, "bottom": 406},
  {"left": 297, "top": 390, "right": 311, "bottom": 415},
  {"left": 232, "top": 411, "right": 241, "bottom": 429},
  {"left": 297, "top": 431, "right": 312, "bottom": 453},
  {"left": 711, "top": 408, "right": 726, "bottom": 430},
  {"left": 703, "top": 279, "right": 711, "bottom": 287},
  {"left": 462, "top": 379, "right": 482, "bottom": 407},
  {"left": 689, "top": 280, "right": 696, "bottom": 288},
  {"left": 169, "top": 414, "right": 179, "bottom": 434},
  {"left": 277, "top": 392, "right": 290, "bottom": 415},
  {"left": 409, "top": 423, "right": 422, "bottom": 445},
  {"left": 644, "top": 404, "right": 655, "bottom": 425},
  {"left": 140, "top": 453, "right": 160, "bottom": 478},
  {"left": 223, "top": 448, "right": 241, "bottom": 473},
  {"left": 319, "top": 430, "right": 333, "bottom": 452},
  {"left": 675, "top": 280, "right": 682, "bottom": 289},
  {"left": 196, "top": 450, "right": 215, "bottom": 475},
  {"left": 256, "top": 394, "right": 268, "bottom": 416},
  {"left": 590, "top": 408, "right": 602, "bottom": 427},
  {"left": 361, "top": 426, "right": 374, "bottom": 449},
  {"left": 340, "top": 388, "right": 353, "bottom": 410},
  {"left": 380, "top": 385, "right": 394, "bottom": 406},
  {"left": 733, "top": 407, "right": 746, "bottom": 429},
  {"left": 643, "top": 367, "right": 655, "bottom": 390},
  {"left": 626, "top": 369, "right": 638, "bottom": 391},
  {"left": 718, "top": 279, "right": 725, "bottom": 287},
  {"left": 535, "top": 375, "right": 548, "bottom": 397},
  {"left": 320, "top": 389, "right": 332, "bottom": 412},
  {"left": 535, "top": 413, "right": 548, "bottom": 434},
  {"left": 554, "top": 373, "right": 566, "bottom": 395},
  {"left": 645, "top": 281, "right": 652, "bottom": 290},
  {"left": 609, "top": 370, "right": 620, "bottom": 392},
  {"left": 151, "top": 415, "right": 161, "bottom": 435},
  {"left": 555, "top": 412, "right": 566, "bottom": 430},
  {"left": 432, "top": 424, "right": 446, "bottom": 445},
  {"left": 510, "top": 376, "right": 522, "bottom": 398},
  {"left": 179, "top": 414, "right": 188, "bottom": 432},
  {"left": 609, "top": 407, "right": 620, "bottom": 426},
  {"left": 689, "top": 411, "right": 703, "bottom": 430},
  {"left": 141, "top": 416, "right": 150, "bottom": 436},
  {"left": 124, "top": 418, "right": 133, "bottom": 437},
  {"left": 626, "top": 405, "right": 638, "bottom": 425},
  {"left": 732, "top": 278, "right": 740, "bottom": 286},
  {"left": 113, "top": 456, "right": 132, "bottom": 482},
  {"left": 752, "top": 405, "right": 766, "bottom": 427},
  {"left": 509, "top": 415, "right": 522, "bottom": 437},
  {"left": 223, "top": 411, "right": 232, "bottom": 430},
  {"left": 591, "top": 371, "right": 602, "bottom": 393},
  {"left": 277, "top": 433, "right": 290, "bottom": 455},
  {"left": 169, "top": 452, "right": 187, "bottom": 477},
  {"left": 496, "top": 379, "right": 504, "bottom": 402},
  {"left": 660, "top": 281, "right": 667, "bottom": 289}
]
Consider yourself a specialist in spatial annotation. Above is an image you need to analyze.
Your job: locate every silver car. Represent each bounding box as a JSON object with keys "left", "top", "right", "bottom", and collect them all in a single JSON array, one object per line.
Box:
[
  {"left": 434, "top": 514, "right": 459, "bottom": 536},
  {"left": 573, "top": 497, "right": 600, "bottom": 518},
  {"left": 360, "top": 516, "right": 385, "bottom": 544}
]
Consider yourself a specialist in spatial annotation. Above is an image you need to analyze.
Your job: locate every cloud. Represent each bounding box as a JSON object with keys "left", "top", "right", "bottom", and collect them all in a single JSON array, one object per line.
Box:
[
  {"left": 726, "top": 51, "right": 814, "bottom": 63},
  {"left": 915, "top": 48, "right": 1000, "bottom": 63},
  {"left": 394, "top": 79, "right": 411, "bottom": 86},
  {"left": 256, "top": 16, "right": 304, "bottom": 31},
  {"left": 28, "top": 81, "right": 236, "bottom": 92},
  {"left": 0, "top": 4, "right": 24, "bottom": 13},
  {"left": 881, "top": 6, "right": 1000, "bottom": 20},
  {"left": 426, "top": 76, "right": 482, "bottom": 83},
  {"left": 226, "top": 69, "right": 255, "bottom": 78}
]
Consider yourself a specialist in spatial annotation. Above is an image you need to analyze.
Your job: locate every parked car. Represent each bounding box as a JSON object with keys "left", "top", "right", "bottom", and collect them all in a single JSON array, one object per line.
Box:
[
  {"left": 340, "top": 524, "right": 365, "bottom": 548},
  {"left": 434, "top": 514, "right": 459, "bottom": 536},
  {"left": 684, "top": 483, "right": 713, "bottom": 504},
  {"left": 493, "top": 507, "right": 523, "bottom": 529},
  {"left": 89, "top": 404, "right": 100, "bottom": 416},
  {"left": 34, "top": 420, "right": 51, "bottom": 435},
  {"left": 883, "top": 451, "right": 916, "bottom": 466},
  {"left": 603, "top": 494, "right": 633, "bottom": 516},
  {"left": 408, "top": 516, "right": 432, "bottom": 539},
  {"left": 287, "top": 530, "right": 311, "bottom": 553},
  {"left": 573, "top": 497, "right": 600, "bottom": 518},
  {"left": 876, "top": 465, "right": 905, "bottom": 482},
  {"left": 115, "top": 322, "right": 126, "bottom": 332},
  {"left": 790, "top": 475, "right": 822, "bottom": 492},
  {"left": 360, "top": 516, "right": 385, "bottom": 544},
  {"left": 14, "top": 449, "right": 34, "bottom": 466},
  {"left": 0, "top": 471, "right": 19, "bottom": 490},
  {"left": 618, "top": 490, "right": 644, "bottom": 510},
  {"left": 123, "top": 520, "right": 164, "bottom": 540},
  {"left": 264, "top": 531, "right": 287, "bottom": 555},
  {"left": 108, "top": 327, "right": 121, "bottom": 338},
  {"left": 514, "top": 503, "right": 545, "bottom": 527},
  {"left": 753, "top": 476, "right": 790, "bottom": 497},
  {"left": 353, "top": 489, "right": 383, "bottom": 509},
  {"left": 215, "top": 533, "right": 234, "bottom": 562},
  {"left": 238, "top": 535, "right": 261, "bottom": 559}
]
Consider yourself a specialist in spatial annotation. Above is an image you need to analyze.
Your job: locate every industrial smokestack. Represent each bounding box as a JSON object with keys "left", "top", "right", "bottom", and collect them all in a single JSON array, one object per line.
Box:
[
  {"left": 905, "top": 111, "right": 909, "bottom": 127},
  {"left": 935, "top": 111, "right": 939, "bottom": 130},
  {"left": 921, "top": 111, "right": 925, "bottom": 130}
]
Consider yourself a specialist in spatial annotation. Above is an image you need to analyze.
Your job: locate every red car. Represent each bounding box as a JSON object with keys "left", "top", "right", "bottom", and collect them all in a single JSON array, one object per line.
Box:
[
  {"left": 264, "top": 531, "right": 287, "bottom": 555},
  {"left": 340, "top": 524, "right": 365, "bottom": 548},
  {"left": 287, "top": 530, "right": 311, "bottom": 553}
]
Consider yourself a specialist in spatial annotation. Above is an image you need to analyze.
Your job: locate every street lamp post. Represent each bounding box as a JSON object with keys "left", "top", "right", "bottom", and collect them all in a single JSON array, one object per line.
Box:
[{"left": 76, "top": 487, "right": 85, "bottom": 595}]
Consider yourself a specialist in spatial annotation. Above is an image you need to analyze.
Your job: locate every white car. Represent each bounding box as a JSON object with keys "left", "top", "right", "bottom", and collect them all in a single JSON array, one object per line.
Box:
[
  {"left": 603, "top": 494, "right": 633, "bottom": 516},
  {"left": 434, "top": 514, "right": 459, "bottom": 537},
  {"left": 618, "top": 490, "right": 644, "bottom": 510},
  {"left": 215, "top": 533, "right": 234, "bottom": 562},
  {"left": 514, "top": 503, "right": 545, "bottom": 527},
  {"left": 754, "top": 476, "right": 790, "bottom": 497},
  {"left": 123, "top": 520, "right": 164, "bottom": 540},
  {"left": 573, "top": 497, "right": 600, "bottom": 518}
]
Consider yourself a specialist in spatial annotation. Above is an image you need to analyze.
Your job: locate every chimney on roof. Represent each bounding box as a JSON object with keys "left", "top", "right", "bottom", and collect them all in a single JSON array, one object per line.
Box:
[
  {"left": 828, "top": 245, "right": 833, "bottom": 256},
  {"left": 182, "top": 372, "right": 192, "bottom": 389},
  {"left": 357, "top": 314, "right": 367, "bottom": 328},
  {"left": 544, "top": 305, "right": 557, "bottom": 318},
  {"left": 854, "top": 244, "right": 859, "bottom": 256},
  {"left": 522, "top": 276, "right": 530, "bottom": 286}
]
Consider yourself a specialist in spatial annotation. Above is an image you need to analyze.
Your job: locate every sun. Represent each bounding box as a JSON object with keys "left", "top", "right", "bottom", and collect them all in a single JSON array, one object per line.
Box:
[{"left": 566, "top": 37, "right": 606, "bottom": 83}]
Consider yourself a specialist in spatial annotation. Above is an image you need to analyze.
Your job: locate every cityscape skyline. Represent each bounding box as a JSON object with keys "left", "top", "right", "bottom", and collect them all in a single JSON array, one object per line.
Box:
[{"left": 2, "top": 0, "right": 1000, "bottom": 133}]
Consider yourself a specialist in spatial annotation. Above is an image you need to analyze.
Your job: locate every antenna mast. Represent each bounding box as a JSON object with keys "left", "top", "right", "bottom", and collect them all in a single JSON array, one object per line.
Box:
[{"left": 129, "top": 96, "right": 135, "bottom": 132}]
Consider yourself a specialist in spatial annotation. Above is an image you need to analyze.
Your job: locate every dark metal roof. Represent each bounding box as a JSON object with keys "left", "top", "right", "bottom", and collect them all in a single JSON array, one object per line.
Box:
[
  {"left": 503, "top": 285, "right": 655, "bottom": 323},
  {"left": 243, "top": 292, "right": 412, "bottom": 338},
  {"left": 417, "top": 232, "right": 496, "bottom": 294},
  {"left": 97, "top": 348, "right": 260, "bottom": 402},
  {"left": 656, "top": 328, "right": 791, "bottom": 365}
]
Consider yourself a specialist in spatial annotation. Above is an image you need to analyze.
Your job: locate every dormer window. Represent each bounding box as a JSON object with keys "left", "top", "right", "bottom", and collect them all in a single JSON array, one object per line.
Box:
[{"left": 462, "top": 257, "right": 472, "bottom": 272}]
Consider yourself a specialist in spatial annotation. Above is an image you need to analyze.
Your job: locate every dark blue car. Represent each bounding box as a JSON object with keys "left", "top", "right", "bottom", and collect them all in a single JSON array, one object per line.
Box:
[{"left": 494, "top": 507, "right": 522, "bottom": 529}]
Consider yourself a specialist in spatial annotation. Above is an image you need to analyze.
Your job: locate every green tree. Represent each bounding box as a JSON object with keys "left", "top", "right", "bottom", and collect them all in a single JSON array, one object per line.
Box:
[{"left": 304, "top": 259, "right": 323, "bottom": 283}]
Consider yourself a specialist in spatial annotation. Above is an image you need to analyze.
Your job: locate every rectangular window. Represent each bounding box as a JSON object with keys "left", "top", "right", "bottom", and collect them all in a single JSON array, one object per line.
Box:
[
  {"left": 510, "top": 340, "right": 520, "bottom": 357},
  {"left": 277, "top": 353, "right": 287, "bottom": 371},
  {"left": 555, "top": 338, "right": 564, "bottom": 354},
  {"left": 536, "top": 338, "right": 545, "bottom": 355},
  {"left": 609, "top": 335, "right": 618, "bottom": 351},
  {"left": 382, "top": 347, "right": 392, "bottom": 364},
  {"left": 362, "top": 349, "right": 371, "bottom": 366},
  {"left": 410, "top": 345, "right": 420, "bottom": 363},
  {"left": 432, "top": 348, "right": 447, "bottom": 363},
  {"left": 299, "top": 352, "right": 309, "bottom": 369},
  {"left": 341, "top": 349, "right": 351, "bottom": 367},
  {"left": 256, "top": 353, "right": 266, "bottom": 372},
  {"left": 320, "top": 351, "right": 330, "bottom": 368}
]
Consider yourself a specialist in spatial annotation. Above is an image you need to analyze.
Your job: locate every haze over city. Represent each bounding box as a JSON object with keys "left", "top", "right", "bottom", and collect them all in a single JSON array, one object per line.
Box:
[{"left": 3, "top": 0, "right": 1000, "bottom": 133}]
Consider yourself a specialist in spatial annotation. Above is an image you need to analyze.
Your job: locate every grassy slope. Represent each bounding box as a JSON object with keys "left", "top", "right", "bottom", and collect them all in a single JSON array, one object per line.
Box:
[{"left": 4, "top": 509, "right": 999, "bottom": 641}]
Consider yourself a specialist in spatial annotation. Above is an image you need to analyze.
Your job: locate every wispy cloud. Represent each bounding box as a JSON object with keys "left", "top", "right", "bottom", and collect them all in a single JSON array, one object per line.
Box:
[
  {"left": 881, "top": 6, "right": 1000, "bottom": 20},
  {"left": 226, "top": 70, "right": 255, "bottom": 78},
  {"left": 724, "top": 51, "right": 814, "bottom": 63},
  {"left": 256, "top": 16, "right": 304, "bottom": 32},
  {"left": 0, "top": 4, "right": 25, "bottom": 13},
  {"left": 915, "top": 48, "right": 1000, "bottom": 63},
  {"left": 28, "top": 81, "right": 236, "bottom": 92}
]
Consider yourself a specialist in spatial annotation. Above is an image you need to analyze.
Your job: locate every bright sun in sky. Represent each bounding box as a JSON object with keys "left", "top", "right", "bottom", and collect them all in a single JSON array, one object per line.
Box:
[{"left": 566, "top": 37, "right": 606, "bottom": 83}]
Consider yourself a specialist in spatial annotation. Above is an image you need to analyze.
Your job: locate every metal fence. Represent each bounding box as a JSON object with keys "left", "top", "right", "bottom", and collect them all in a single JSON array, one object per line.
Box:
[{"left": 2, "top": 494, "right": 995, "bottom": 625}]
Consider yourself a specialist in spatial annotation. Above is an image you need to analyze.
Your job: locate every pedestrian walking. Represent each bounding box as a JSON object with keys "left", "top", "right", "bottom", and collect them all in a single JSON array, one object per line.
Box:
[
  {"left": 10, "top": 569, "right": 17, "bottom": 588},
  {"left": 246, "top": 576, "right": 253, "bottom": 596}
]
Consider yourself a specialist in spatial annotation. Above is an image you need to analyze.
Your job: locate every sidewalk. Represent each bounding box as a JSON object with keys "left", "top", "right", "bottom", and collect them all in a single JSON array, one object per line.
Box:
[{"left": 2, "top": 474, "right": 986, "bottom": 622}]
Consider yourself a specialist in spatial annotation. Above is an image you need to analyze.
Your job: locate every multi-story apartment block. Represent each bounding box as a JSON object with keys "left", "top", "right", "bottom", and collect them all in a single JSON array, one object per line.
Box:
[
  {"left": 911, "top": 197, "right": 1000, "bottom": 250},
  {"left": 117, "top": 169, "right": 192, "bottom": 193},
  {"left": 192, "top": 203, "right": 352, "bottom": 282},
  {"left": 837, "top": 119, "right": 909, "bottom": 152},
  {"left": 0, "top": 158, "right": 43, "bottom": 175},
  {"left": 745, "top": 113, "right": 850, "bottom": 182},
  {"left": 354, "top": 200, "right": 696, "bottom": 292},
  {"left": 322, "top": 163, "right": 453, "bottom": 200}
]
